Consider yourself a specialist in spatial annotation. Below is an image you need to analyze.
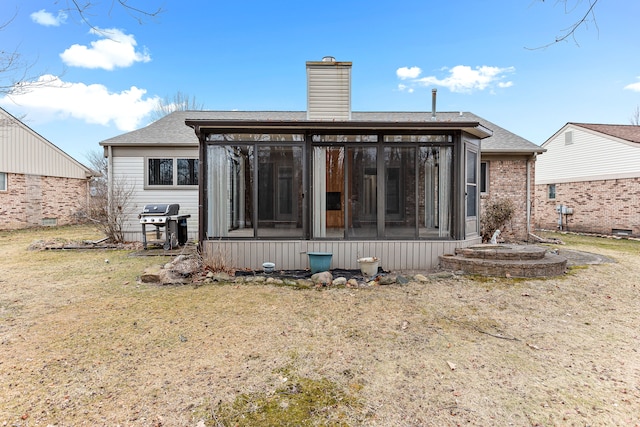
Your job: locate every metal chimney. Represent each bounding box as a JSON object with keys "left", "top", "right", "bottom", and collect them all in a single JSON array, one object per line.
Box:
[{"left": 431, "top": 88, "right": 437, "bottom": 120}]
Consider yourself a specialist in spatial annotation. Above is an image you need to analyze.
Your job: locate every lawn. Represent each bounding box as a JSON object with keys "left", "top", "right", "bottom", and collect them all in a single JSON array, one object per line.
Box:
[{"left": 1, "top": 225, "right": 639, "bottom": 426}]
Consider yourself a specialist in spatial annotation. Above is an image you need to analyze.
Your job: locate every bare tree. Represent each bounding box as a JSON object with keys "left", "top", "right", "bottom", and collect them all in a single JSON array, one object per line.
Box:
[
  {"left": 527, "top": 0, "right": 601, "bottom": 49},
  {"left": 630, "top": 106, "right": 640, "bottom": 126},
  {"left": 1, "top": 1, "right": 162, "bottom": 96},
  {"left": 148, "top": 91, "right": 206, "bottom": 122},
  {"left": 80, "top": 149, "right": 134, "bottom": 243}
]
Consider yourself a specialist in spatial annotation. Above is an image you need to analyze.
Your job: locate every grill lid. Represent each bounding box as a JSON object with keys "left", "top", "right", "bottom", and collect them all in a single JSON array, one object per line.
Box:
[{"left": 141, "top": 203, "right": 180, "bottom": 216}]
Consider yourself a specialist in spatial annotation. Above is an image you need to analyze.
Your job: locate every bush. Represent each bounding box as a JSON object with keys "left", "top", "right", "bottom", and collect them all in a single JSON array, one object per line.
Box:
[{"left": 481, "top": 198, "right": 515, "bottom": 243}]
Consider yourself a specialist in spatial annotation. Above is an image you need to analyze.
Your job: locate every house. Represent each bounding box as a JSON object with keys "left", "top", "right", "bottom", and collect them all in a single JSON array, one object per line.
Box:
[
  {"left": 0, "top": 107, "right": 94, "bottom": 230},
  {"left": 535, "top": 123, "right": 640, "bottom": 236},
  {"left": 101, "top": 57, "right": 542, "bottom": 270}
]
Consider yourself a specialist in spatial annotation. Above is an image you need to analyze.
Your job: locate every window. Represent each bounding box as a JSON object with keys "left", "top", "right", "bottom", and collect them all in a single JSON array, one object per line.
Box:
[
  {"left": 147, "top": 158, "right": 198, "bottom": 187},
  {"left": 0, "top": 172, "right": 6, "bottom": 191},
  {"left": 548, "top": 184, "right": 556, "bottom": 199},
  {"left": 466, "top": 150, "right": 478, "bottom": 217},
  {"left": 205, "top": 134, "right": 305, "bottom": 239},
  {"left": 564, "top": 131, "right": 573, "bottom": 145},
  {"left": 480, "top": 162, "right": 488, "bottom": 194}
]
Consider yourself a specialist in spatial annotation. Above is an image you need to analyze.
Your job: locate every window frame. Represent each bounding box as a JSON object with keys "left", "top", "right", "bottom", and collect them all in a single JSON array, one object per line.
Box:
[
  {"left": 0, "top": 172, "right": 7, "bottom": 192},
  {"left": 548, "top": 183, "right": 556, "bottom": 200},
  {"left": 480, "top": 161, "right": 488, "bottom": 194},
  {"left": 145, "top": 157, "right": 199, "bottom": 189}
]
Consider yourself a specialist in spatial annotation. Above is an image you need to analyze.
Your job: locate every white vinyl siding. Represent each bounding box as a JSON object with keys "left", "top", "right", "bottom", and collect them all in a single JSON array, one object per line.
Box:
[
  {"left": 112, "top": 156, "right": 199, "bottom": 242},
  {"left": 306, "top": 60, "right": 351, "bottom": 120},
  {"left": 536, "top": 125, "right": 640, "bottom": 184}
]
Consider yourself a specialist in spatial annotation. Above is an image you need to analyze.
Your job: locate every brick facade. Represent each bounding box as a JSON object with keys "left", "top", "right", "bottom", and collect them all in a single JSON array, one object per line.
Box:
[
  {"left": 0, "top": 173, "right": 89, "bottom": 230},
  {"left": 535, "top": 178, "right": 640, "bottom": 236},
  {"left": 481, "top": 158, "right": 535, "bottom": 242}
]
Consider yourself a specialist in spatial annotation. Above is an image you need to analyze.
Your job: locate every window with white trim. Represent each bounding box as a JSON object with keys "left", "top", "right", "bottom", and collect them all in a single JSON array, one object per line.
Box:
[
  {"left": 0, "top": 172, "right": 7, "bottom": 191},
  {"left": 548, "top": 184, "right": 556, "bottom": 199},
  {"left": 147, "top": 158, "right": 198, "bottom": 187}
]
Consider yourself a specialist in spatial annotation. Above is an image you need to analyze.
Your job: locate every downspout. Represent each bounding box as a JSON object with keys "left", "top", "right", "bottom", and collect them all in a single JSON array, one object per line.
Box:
[
  {"left": 526, "top": 156, "right": 531, "bottom": 239},
  {"left": 107, "top": 145, "right": 113, "bottom": 213}
]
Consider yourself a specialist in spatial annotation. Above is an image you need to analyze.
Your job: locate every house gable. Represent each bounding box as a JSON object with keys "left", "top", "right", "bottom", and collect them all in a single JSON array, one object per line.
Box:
[
  {"left": 537, "top": 123, "right": 640, "bottom": 184},
  {"left": 0, "top": 107, "right": 92, "bottom": 179}
]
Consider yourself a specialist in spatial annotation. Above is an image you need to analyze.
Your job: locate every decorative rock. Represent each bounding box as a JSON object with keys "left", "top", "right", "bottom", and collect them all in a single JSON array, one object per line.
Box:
[
  {"left": 378, "top": 275, "right": 397, "bottom": 285},
  {"left": 140, "top": 265, "right": 163, "bottom": 283},
  {"left": 296, "top": 279, "right": 314, "bottom": 288},
  {"left": 210, "top": 272, "right": 232, "bottom": 282},
  {"left": 311, "top": 271, "right": 333, "bottom": 286},
  {"left": 266, "top": 277, "right": 284, "bottom": 285},
  {"left": 413, "top": 274, "right": 429, "bottom": 282},
  {"left": 332, "top": 277, "right": 347, "bottom": 286}
]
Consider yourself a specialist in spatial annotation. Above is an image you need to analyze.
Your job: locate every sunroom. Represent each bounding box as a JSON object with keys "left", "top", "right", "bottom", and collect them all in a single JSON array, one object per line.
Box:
[
  {"left": 186, "top": 57, "right": 491, "bottom": 271},
  {"left": 187, "top": 118, "right": 490, "bottom": 271}
]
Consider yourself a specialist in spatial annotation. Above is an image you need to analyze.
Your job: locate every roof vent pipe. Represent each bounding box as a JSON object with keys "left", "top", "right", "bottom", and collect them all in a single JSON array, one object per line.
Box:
[{"left": 431, "top": 88, "right": 437, "bottom": 120}]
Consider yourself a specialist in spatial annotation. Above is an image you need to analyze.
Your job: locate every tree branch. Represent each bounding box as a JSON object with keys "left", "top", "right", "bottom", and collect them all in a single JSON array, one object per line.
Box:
[{"left": 526, "top": 0, "right": 601, "bottom": 50}]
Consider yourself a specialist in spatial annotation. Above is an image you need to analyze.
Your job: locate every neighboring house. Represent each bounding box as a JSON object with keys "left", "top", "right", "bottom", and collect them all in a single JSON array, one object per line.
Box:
[
  {"left": 0, "top": 107, "right": 94, "bottom": 230},
  {"left": 102, "top": 57, "right": 542, "bottom": 270},
  {"left": 535, "top": 123, "right": 640, "bottom": 236}
]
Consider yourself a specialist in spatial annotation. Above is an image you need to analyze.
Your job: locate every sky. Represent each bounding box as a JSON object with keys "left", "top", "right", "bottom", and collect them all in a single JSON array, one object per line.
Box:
[{"left": 1, "top": 0, "right": 639, "bottom": 166}]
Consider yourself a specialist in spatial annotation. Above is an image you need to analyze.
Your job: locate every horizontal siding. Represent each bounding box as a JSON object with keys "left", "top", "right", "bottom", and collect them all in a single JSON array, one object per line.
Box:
[
  {"left": 537, "top": 126, "right": 640, "bottom": 183},
  {"left": 202, "top": 239, "right": 479, "bottom": 272},
  {"left": 307, "top": 65, "right": 351, "bottom": 120},
  {"left": 0, "top": 109, "right": 90, "bottom": 179},
  {"left": 113, "top": 156, "right": 199, "bottom": 242}
]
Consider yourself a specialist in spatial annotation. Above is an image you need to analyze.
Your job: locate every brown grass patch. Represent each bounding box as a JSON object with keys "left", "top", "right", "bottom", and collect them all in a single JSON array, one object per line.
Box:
[{"left": 1, "top": 226, "right": 639, "bottom": 425}]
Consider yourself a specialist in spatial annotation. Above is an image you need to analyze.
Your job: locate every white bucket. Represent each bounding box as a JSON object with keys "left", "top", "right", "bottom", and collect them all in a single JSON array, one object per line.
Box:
[
  {"left": 262, "top": 262, "right": 275, "bottom": 273},
  {"left": 357, "top": 257, "right": 380, "bottom": 276}
]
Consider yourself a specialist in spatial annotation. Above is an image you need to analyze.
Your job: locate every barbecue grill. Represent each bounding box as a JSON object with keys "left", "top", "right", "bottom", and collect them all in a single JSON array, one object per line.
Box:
[{"left": 139, "top": 203, "right": 190, "bottom": 250}]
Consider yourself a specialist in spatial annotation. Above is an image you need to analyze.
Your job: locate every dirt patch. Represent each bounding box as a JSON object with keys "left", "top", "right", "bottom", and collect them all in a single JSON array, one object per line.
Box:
[{"left": 1, "top": 226, "right": 639, "bottom": 426}]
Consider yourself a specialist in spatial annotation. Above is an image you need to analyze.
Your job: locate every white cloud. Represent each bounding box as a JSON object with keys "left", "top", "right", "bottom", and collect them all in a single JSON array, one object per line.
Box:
[
  {"left": 417, "top": 65, "right": 515, "bottom": 93},
  {"left": 60, "top": 28, "right": 151, "bottom": 70},
  {"left": 397, "top": 84, "right": 414, "bottom": 93},
  {"left": 624, "top": 77, "right": 640, "bottom": 92},
  {"left": 30, "top": 9, "right": 67, "bottom": 26},
  {"left": 0, "top": 75, "right": 158, "bottom": 131},
  {"left": 396, "top": 66, "right": 422, "bottom": 80},
  {"left": 397, "top": 65, "right": 515, "bottom": 94}
]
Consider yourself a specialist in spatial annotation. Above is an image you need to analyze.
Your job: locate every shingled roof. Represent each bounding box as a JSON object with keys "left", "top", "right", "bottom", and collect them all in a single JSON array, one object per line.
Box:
[
  {"left": 570, "top": 123, "right": 640, "bottom": 144},
  {"left": 100, "top": 110, "right": 543, "bottom": 154}
]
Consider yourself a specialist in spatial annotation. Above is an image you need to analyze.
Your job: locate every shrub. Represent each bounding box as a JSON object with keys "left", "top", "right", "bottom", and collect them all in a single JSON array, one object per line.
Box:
[{"left": 481, "top": 198, "right": 515, "bottom": 243}]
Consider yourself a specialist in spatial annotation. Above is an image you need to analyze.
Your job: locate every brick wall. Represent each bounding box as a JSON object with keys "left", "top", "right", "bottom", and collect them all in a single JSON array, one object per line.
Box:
[
  {"left": 481, "top": 158, "right": 535, "bottom": 241},
  {"left": 535, "top": 178, "right": 640, "bottom": 236},
  {"left": 0, "top": 173, "right": 88, "bottom": 230}
]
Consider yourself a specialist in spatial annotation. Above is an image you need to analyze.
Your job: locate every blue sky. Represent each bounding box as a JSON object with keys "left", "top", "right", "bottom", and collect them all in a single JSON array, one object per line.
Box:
[{"left": 1, "top": 1, "right": 638, "bottom": 165}]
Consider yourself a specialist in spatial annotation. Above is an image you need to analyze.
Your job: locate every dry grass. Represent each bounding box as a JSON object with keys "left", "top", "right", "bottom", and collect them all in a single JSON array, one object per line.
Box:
[{"left": 1, "top": 226, "right": 639, "bottom": 426}]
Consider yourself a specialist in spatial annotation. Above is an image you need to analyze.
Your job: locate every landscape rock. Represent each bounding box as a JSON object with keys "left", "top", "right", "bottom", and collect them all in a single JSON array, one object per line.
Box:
[
  {"left": 413, "top": 274, "right": 429, "bottom": 282},
  {"left": 140, "top": 265, "right": 163, "bottom": 283},
  {"left": 378, "top": 274, "right": 397, "bottom": 285},
  {"left": 332, "top": 277, "right": 347, "bottom": 286},
  {"left": 311, "top": 271, "right": 333, "bottom": 286}
]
